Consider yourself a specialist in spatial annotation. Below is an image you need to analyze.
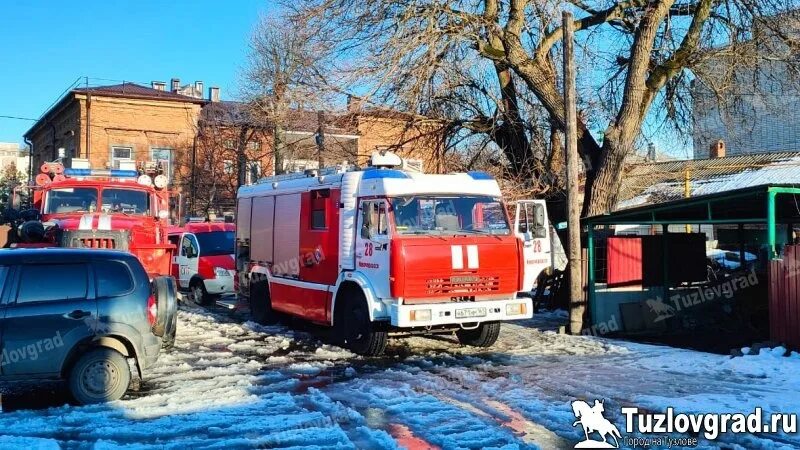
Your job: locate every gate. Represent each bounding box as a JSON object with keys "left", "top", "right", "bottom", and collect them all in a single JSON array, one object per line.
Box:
[{"left": 768, "top": 244, "right": 800, "bottom": 349}]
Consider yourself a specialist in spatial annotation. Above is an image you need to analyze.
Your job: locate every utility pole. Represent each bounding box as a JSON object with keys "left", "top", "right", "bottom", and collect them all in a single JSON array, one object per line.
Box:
[
  {"left": 563, "top": 11, "right": 584, "bottom": 335},
  {"left": 316, "top": 111, "right": 326, "bottom": 170}
]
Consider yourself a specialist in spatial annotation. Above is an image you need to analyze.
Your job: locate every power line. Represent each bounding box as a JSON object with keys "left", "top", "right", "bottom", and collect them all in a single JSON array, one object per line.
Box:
[{"left": 0, "top": 115, "right": 37, "bottom": 121}]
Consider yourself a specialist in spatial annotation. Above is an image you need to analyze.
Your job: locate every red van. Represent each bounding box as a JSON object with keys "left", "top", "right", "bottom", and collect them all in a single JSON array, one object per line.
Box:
[{"left": 168, "top": 221, "right": 236, "bottom": 305}]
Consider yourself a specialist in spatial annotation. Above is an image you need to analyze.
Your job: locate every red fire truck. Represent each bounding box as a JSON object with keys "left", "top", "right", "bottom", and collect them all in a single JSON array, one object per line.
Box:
[
  {"left": 236, "top": 152, "right": 535, "bottom": 355},
  {"left": 168, "top": 221, "right": 236, "bottom": 305},
  {"left": 14, "top": 159, "right": 175, "bottom": 277}
]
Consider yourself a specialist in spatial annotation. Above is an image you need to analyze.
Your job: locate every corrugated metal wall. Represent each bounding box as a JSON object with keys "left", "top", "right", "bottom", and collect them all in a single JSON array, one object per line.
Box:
[{"left": 769, "top": 245, "right": 800, "bottom": 349}]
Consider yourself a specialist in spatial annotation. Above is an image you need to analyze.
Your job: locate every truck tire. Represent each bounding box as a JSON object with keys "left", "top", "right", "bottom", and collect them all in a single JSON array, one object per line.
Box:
[
  {"left": 190, "top": 279, "right": 213, "bottom": 306},
  {"left": 250, "top": 278, "right": 278, "bottom": 325},
  {"left": 152, "top": 276, "right": 177, "bottom": 337},
  {"left": 456, "top": 322, "right": 501, "bottom": 347},
  {"left": 334, "top": 289, "right": 387, "bottom": 356},
  {"left": 68, "top": 348, "right": 131, "bottom": 404}
]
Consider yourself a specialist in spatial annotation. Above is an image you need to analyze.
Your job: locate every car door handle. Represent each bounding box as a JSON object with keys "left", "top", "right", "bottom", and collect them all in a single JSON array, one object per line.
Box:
[{"left": 66, "top": 310, "right": 91, "bottom": 319}]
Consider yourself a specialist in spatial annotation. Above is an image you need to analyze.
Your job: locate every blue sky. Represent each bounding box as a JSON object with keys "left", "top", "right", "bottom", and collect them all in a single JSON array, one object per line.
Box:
[{"left": 0, "top": 0, "right": 273, "bottom": 144}]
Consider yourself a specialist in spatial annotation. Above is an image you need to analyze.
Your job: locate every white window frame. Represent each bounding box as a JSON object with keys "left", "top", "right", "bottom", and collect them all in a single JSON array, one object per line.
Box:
[
  {"left": 150, "top": 147, "right": 173, "bottom": 181},
  {"left": 110, "top": 146, "right": 134, "bottom": 168}
]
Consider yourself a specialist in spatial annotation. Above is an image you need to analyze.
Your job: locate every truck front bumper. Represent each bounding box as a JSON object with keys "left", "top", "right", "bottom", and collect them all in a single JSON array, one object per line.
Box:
[
  {"left": 389, "top": 297, "right": 533, "bottom": 328},
  {"left": 204, "top": 277, "right": 235, "bottom": 295}
]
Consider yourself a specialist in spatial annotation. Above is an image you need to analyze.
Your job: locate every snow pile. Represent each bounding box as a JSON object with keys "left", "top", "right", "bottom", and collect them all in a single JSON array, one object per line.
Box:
[{"left": 0, "top": 304, "right": 796, "bottom": 448}]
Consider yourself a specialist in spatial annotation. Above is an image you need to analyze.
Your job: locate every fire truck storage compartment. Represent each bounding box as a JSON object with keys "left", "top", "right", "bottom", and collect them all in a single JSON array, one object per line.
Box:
[
  {"left": 273, "top": 194, "right": 301, "bottom": 277},
  {"left": 236, "top": 197, "right": 252, "bottom": 247},
  {"left": 250, "top": 196, "right": 276, "bottom": 264}
]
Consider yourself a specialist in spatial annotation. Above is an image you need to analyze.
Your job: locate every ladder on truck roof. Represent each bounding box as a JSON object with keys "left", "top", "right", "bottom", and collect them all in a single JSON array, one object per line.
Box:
[{"left": 255, "top": 164, "right": 355, "bottom": 185}]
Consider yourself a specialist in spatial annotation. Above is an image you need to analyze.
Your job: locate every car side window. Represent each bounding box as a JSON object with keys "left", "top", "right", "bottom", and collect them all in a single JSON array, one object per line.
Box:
[
  {"left": 17, "top": 264, "right": 88, "bottom": 303},
  {"left": 181, "top": 234, "right": 198, "bottom": 258},
  {"left": 95, "top": 261, "right": 134, "bottom": 297}
]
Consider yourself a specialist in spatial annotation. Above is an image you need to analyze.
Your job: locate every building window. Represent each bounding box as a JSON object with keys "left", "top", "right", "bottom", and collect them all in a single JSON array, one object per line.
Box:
[
  {"left": 223, "top": 160, "right": 234, "bottom": 175},
  {"left": 248, "top": 141, "right": 261, "bottom": 151},
  {"left": 111, "top": 146, "right": 133, "bottom": 168},
  {"left": 151, "top": 148, "right": 173, "bottom": 180},
  {"left": 224, "top": 139, "right": 236, "bottom": 149}
]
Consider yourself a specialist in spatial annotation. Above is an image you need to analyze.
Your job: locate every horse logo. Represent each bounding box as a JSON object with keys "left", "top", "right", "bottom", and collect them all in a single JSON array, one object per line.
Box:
[
  {"left": 571, "top": 399, "right": 623, "bottom": 448},
  {"left": 645, "top": 297, "right": 676, "bottom": 322}
]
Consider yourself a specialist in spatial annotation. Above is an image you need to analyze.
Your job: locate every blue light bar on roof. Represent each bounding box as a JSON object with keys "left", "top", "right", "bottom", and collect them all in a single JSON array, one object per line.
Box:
[
  {"left": 467, "top": 171, "right": 494, "bottom": 180},
  {"left": 362, "top": 169, "right": 410, "bottom": 180},
  {"left": 64, "top": 168, "right": 139, "bottom": 178}
]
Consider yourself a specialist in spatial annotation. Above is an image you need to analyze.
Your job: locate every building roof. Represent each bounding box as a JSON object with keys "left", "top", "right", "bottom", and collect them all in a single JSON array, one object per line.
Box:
[
  {"left": 24, "top": 82, "right": 207, "bottom": 138},
  {"left": 590, "top": 183, "right": 799, "bottom": 224},
  {"left": 72, "top": 82, "right": 207, "bottom": 104},
  {"left": 616, "top": 151, "right": 800, "bottom": 210}
]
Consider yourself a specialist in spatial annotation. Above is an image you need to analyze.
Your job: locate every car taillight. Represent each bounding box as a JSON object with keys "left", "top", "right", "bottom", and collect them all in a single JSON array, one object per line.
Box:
[{"left": 147, "top": 294, "right": 157, "bottom": 326}]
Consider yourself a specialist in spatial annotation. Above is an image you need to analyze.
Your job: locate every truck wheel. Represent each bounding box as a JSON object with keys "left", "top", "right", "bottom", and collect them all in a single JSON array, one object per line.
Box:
[
  {"left": 190, "top": 280, "right": 212, "bottom": 306},
  {"left": 250, "top": 278, "right": 278, "bottom": 325},
  {"left": 334, "top": 290, "right": 387, "bottom": 356},
  {"left": 68, "top": 348, "right": 131, "bottom": 404},
  {"left": 456, "top": 322, "right": 501, "bottom": 347}
]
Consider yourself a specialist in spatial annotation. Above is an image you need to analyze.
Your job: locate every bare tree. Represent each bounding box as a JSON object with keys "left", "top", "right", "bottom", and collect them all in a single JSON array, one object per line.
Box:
[
  {"left": 243, "top": 12, "right": 336, "bottom": 174},
  {"left": 289, "top": 0, "right": 800, "bottom": 217}
]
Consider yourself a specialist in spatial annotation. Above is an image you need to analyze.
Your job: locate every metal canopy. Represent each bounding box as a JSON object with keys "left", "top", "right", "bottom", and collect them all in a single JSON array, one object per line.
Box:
[{"left": 582, "top": 184, "right": 800, "bottom": 327}]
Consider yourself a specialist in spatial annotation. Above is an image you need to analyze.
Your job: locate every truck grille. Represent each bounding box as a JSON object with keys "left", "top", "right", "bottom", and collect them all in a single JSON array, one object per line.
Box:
[
  {"left": 75, "top": 237, "right": 117, "bottom": 249},
  {"left": 59, "top": 230, "right": 130, "bottom": 251},
  {"left": 426, "top": 273, "right": 500, "bottom": 295}
]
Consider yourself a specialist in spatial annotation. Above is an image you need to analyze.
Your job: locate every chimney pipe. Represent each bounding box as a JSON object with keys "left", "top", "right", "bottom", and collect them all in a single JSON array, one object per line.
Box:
[
  {"left": 170, "top": 78, "right": 180, "bottom": 93},
  {"left": 209, "top": 86, "right": 220, "bottom": 102},
  {"left": 647, "top": 143, "right": 656, "bottom": 162},
  {"left": 152, "top": 81, "right": 166, "bottom": 91},
  {"left": 709, "top": 140, "right": 726, "bottom": 159},
  {"left": 194, "top": 81, "right": 204, "bottom": 98}
]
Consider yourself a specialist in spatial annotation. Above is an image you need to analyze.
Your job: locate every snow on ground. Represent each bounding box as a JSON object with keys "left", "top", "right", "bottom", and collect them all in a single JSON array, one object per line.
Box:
[{"left": 0, "top": 306, "right": 797, "bottom": 449}]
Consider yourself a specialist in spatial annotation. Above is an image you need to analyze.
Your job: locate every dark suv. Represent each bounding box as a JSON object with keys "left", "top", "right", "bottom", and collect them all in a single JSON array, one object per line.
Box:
[{"left": 0, "top": 248, "right": 177, "bottom": 404}]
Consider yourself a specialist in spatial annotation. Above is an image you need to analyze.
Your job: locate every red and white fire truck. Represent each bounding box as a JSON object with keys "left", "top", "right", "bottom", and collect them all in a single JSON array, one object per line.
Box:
[
  {"left": 236, "top": 152, "right": 540, "bottom": 355},
  {"left": 168, "top": 221, "right": 236, "bottom": 305},
  {"left": 14, "top": 159, "right": 175, "bottom": 277}
]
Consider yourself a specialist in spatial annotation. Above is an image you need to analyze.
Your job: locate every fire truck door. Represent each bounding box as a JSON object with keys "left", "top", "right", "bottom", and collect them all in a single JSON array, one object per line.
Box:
[
  {"left": 514, "top": 200, "right": 551, "bottom": 292},
  {"left": 177, "top": 233, "right": 200, "bottom": 289},
  {"left": 356, "top": 200, "right": 391, "bottom": 298}
]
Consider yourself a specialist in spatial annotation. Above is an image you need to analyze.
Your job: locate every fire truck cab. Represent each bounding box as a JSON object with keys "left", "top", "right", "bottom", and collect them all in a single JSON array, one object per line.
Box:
[
  {"left": 236, "top": 152, "right": 533, "bottom": 355},
  {"left": 168, "top": 221, "right": 236, "bottom": 305},
  {"left": 18, "top": 159, "right": 175, "bottom": 278}
]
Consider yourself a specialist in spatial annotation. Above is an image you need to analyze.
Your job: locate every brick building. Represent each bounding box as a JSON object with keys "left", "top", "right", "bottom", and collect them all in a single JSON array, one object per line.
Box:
[{"left": 25, "top": 80, "right": 444, "bottom": 215}]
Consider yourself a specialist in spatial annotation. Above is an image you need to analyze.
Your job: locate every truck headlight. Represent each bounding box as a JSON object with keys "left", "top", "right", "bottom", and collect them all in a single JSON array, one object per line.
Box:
[
  {"left": 409, "top": 309, "right": 431, "bottom": 322},
  {"left": 214, "top": 267, "right": 232, "bottom": 277},
  {"left": 506, "top": 303, "right": 527, "bottom": 316}
]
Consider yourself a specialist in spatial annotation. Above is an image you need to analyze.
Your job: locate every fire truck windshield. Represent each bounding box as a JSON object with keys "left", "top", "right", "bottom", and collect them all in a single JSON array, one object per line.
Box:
[
  {"left": 100, "top": 189, "right": 150, "bottom": 215},
  {"left": 391, "top": 195, "right": 511, "bottom": 236},
  {"left": 45, "top": 188, "right": 98, "bottom": 214},
  {"left": 44, "top": 187, "right": 150, "bottom": 215},
  {"left": 195, "top": 231, "right": 235, "bottom": 256}
]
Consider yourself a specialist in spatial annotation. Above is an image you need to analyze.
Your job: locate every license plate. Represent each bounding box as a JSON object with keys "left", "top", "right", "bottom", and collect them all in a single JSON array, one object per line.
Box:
[{"left": 455, "top": 307, "right": 487, "bottom": 319}]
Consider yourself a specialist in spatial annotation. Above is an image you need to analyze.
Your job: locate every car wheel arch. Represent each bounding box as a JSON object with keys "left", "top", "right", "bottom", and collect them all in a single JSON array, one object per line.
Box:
[{"left": 61, "top": 335, "right": 140, "bottom": 379}]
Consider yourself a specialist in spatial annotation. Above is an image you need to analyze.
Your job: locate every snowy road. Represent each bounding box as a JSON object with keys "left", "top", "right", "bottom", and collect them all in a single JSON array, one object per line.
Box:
[{"left": 0, "top": 303, "right": 798, "bottom": 449}]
